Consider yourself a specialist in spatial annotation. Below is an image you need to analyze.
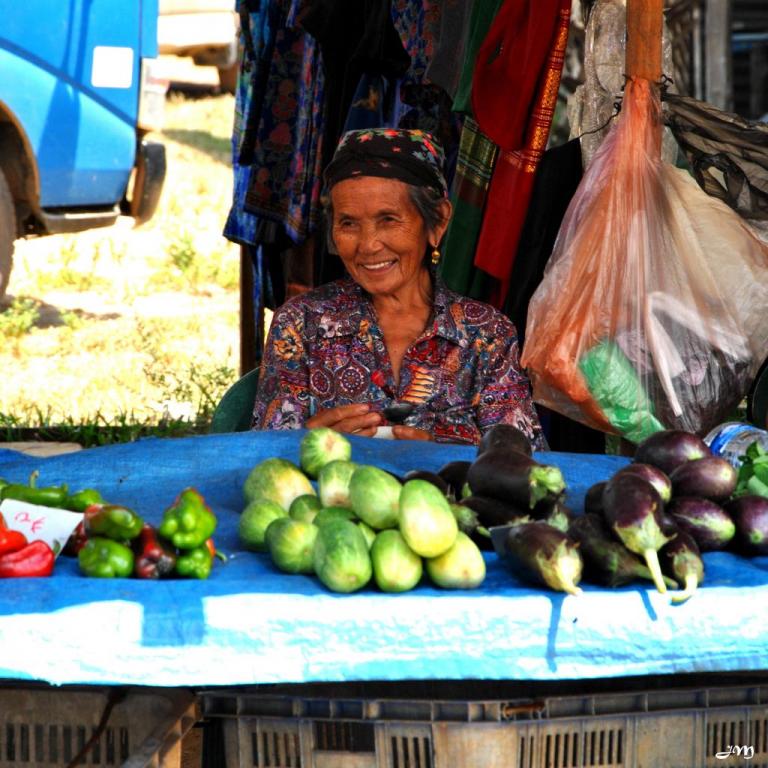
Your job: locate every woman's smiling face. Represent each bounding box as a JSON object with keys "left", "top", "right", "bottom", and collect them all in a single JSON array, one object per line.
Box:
[{"left": 330, "top": 176, "right": 433, "bottom": 298}]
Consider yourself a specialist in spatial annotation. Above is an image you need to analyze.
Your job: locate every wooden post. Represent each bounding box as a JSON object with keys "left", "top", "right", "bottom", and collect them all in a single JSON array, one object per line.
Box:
[
  {"left": 705, "top": 0, "right": 732, "bottom": 111},
  {"left": 240, "top": 245, "right": 256, "bottom": 376},
  {"left": 625, "top": 0, "right": 664, "bottom": 154},
  {"left": 751, "top": 43, "right": 768, "bottom": 119},
  {"left": 625, "top": 0, "right": 664, "bottom": 82}
]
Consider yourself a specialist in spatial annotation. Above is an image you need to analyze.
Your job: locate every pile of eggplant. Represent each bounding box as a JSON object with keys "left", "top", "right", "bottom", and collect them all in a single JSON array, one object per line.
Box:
[
  {"left": 584, "top": 429, "right": 768, "bottom": 603},
  {"left": 427, "top": 425, "right": 583, "bottom": 596},
  {"left": 424, "top": 425, "right": 768, "bottom": 604}
]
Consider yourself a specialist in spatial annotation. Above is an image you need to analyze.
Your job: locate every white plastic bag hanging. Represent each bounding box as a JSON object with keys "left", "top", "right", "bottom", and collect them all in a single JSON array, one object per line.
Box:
[{"left": 522, "top": 77, "right": 768, "bottom": 442}]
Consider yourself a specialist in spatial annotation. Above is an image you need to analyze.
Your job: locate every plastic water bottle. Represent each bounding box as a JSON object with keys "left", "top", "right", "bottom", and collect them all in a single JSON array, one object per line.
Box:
[{"left": 704, "top": 421, "right": 768, "bottom": 468}]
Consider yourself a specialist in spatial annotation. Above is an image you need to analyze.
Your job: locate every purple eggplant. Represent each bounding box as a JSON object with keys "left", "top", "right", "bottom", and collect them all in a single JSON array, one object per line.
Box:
[
  {"left": 633, "top": 430, "right": 712, "bottom": 475},
  {"left": 617, "top": 463, "right": 672, "bottom": 503},
  {"left": 569, "top": 513, "right": 677, "bottom": 589},
  {"left": 491, "top": 521, "right": 582, "bottom": 595},
  {"left": 669, "top": 457, "right": 738, "bottom": 502},
  {"left": 724, "top": 495, "right": 768, "bottom": 555},
  {"left": 667, "top": 497, "right": 735, "bottom": 551},
  {"left": 660, "top": 529, "right": 704, "bottom": 604},
  {"left": 584, "top": 481, "right": 607, "bottom": 515},
  {"left": 403, "top": 470, "right": 451, "bottom": 498},
  {"left": 467, "top": 450, "right": 565, "bottom": 510},
  {"left": 437, "top": 461, "right": 472, "bottom": 500},
  {"left": 602, "top": 474, "right": 674, "bottom": 593},
  {"left": 477, "top": 424, "right": 533, "bottom": 457},
  {"left": 460, "top": 495, "right": 530, "bottom": 530}
]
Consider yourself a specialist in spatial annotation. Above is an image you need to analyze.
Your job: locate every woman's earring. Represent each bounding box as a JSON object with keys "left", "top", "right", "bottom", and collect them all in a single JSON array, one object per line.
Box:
[{"left": 431, "top": 246, "right": 441, "bottom": 265}]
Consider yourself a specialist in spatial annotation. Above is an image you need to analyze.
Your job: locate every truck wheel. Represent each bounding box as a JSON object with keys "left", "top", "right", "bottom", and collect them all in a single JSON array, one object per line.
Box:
[{"left": 0, "top": 169, "right": 14, "bottom": 301}]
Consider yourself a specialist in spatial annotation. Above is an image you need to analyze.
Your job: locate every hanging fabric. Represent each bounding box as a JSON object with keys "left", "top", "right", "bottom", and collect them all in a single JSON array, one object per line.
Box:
[
  {"left": 424, "top": 0, "right": 473, "bottom": 101},
  {"left": 225, "top": 0, "right": 275, "bottom": 247},
  {"left": 502, "top": 138, "right": 583, "bottom": 348},
  {"left": 301, "top": 0, "right": 411, "bottom": 173},
  {"left": 439, "top": 117, "right": 497, "bottom": 296},
  {"left": 438, "top": 0, "right": 505, "bottom": 297},
  {"left": 470, "top": 0, "right": 571, "bottom": 305},
  {"left": 242, "top": 0, "right": 326, "bottom": 244}
]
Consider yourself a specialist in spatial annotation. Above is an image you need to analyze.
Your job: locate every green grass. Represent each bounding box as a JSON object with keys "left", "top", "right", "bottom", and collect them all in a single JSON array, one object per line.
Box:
[{"left": 0, "top": 86, "right": 241, "bottom": 446}]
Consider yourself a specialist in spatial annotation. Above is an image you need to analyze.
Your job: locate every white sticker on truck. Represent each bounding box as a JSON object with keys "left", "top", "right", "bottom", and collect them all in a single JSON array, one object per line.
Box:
[{"left": 91, "top": 46, "right": 134, "bottom": 89}]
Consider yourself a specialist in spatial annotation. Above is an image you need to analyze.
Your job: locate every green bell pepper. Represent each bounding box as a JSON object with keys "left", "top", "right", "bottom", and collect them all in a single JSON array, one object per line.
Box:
[
  {"left": 158, "top": 488, "right": 217, "bottom": 549},
  {"left": 78, "top": 537, "right": 135, "bottom": 578},
  {"left": 84, "top": 504, "right": 144, "bottom": 541},
  {"left": 175, "top": 543, "right": 213, "bottom": 579}
]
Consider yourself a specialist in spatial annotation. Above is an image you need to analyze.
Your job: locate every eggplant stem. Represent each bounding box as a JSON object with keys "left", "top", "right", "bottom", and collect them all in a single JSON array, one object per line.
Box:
[
  {"left": 552, "top": 549, "right": 583, "bottom": 596},
  {"left": 529, "top": 466, "right": 565, "bottom": 507},
  {"left": 670, "top": 573, "right": 698, "bottom": 604},
  {"left": 643, "top": 548, "right": 667, "bottom": 593}
]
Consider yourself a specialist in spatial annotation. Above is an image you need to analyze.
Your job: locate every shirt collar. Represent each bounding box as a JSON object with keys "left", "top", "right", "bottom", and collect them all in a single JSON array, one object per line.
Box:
[
  {"left": 430, "top": 274, "right": 470, "bottom": 348},
  {"left": 319, "top": 275, "right": 470, "bottom": 348}
]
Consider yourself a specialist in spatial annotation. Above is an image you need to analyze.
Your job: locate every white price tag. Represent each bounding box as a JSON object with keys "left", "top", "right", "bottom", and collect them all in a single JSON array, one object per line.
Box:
[{"left": 0, "top": 499, "right": 83, "bottom": 557}]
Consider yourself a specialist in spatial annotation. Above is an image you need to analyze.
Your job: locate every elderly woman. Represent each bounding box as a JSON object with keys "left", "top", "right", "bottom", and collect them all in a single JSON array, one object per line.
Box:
[{"left": 253, "top": 128, "right": 545, "bottom": 448}]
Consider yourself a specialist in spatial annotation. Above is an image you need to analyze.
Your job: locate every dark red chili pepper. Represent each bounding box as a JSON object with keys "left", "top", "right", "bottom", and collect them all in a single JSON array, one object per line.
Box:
[
  {"left": 0, "top": 513, "right": 28, "bottom": 556},
  {"left": 0, "top": 540, "right": 55, "bottom": 578},
  {"left": 63, "top": 520, "right": 89, "bottom": 557},
  {"left": 132, "top": 524, "right": 177, "bottom": 579}
]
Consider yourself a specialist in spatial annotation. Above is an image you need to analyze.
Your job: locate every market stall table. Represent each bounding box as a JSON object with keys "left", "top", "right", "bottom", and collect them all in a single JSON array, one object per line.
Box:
[
  {"left": 0, "top": 429, "right": 766, "bottom": 687},
  {"left": 1, "top": 431, "right": 767, "bottom": 767}
]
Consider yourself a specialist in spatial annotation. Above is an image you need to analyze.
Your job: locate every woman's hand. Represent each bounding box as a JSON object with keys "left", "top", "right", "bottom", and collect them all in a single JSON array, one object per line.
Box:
[
  {"left": 391, "top": 425, "right": 432, "bottom": 441},
  {"left": 306, "top": 403, "right": 382, "bottom": 436}
]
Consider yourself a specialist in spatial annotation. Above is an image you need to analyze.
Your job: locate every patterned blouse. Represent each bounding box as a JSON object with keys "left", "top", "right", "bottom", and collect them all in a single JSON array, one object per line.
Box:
[{"left": 252, "top": 275, "right": 545, "bottom": 447}]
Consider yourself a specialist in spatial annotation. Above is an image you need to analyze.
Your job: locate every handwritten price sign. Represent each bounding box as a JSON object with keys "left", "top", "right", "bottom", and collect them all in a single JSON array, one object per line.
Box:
[{"left": 0, "top": 499, "right": 83, "bottom": 557}]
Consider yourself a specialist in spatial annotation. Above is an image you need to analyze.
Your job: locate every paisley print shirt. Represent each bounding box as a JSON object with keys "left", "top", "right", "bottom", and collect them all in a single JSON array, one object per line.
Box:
[{"left": 252, "top": 276, "right": 545, "bottom": 447}]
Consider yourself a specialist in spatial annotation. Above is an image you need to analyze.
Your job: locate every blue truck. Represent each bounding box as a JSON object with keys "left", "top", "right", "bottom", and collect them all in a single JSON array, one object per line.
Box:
[{"left": 0, "top": 0, "right": 166, "bottom": 298}]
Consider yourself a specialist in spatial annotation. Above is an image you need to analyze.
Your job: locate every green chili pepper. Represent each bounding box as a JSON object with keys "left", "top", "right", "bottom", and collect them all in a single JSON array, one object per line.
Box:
[
  {"left": 65, "top": 488, "right": 105, "bottom": 512},
  {"left": 175, "top": 543, "right": 213, "bottom": 579},
  {"left": 0, "top": 469, "right": 68, "bottom": 508},
  {"left": 78, "top": 537, "right": 135, "bottom": 578},
  {"left": 158, "top": 488, "right": 217, "bottom": 550}
]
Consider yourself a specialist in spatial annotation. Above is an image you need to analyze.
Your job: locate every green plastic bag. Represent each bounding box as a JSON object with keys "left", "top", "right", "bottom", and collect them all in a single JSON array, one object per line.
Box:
[{"left": 578, "top": 341, "right": 665, "bottom": 444}]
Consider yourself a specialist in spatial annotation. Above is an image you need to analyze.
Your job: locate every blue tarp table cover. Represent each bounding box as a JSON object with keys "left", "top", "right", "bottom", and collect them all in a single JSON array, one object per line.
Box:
[{"left": 0, "top": 430, "right": 766, "bottom": 687}]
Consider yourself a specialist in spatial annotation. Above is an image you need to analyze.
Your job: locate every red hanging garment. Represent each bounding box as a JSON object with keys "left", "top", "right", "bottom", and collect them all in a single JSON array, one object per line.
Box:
[{"left": 470, "top": 0, "right": 571, "bottom": 302}]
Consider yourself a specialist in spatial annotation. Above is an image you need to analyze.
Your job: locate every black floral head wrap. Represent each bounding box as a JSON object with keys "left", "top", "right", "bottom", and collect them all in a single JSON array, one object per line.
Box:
[{"left": 324, "top": 128, "right": 448, "bottom": 198}]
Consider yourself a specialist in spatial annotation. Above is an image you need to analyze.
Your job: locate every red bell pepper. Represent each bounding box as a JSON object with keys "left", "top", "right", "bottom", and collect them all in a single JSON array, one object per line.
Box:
[
  {"left": 0, "top": 540, "right": 55, "bottom": 578},
  {"left": 0, "top": 513, "right": 28, "bottom": 556}
]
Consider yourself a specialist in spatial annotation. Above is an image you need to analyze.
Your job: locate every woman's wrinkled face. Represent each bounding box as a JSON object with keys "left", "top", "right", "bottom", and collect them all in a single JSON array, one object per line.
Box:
[{"left": 330, "top": 177, "right": 430, "bottom": 298}]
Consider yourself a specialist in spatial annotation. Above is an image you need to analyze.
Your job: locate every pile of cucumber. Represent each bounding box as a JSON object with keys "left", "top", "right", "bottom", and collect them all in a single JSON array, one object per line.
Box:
[{"left": 238, "top": 428, "right": 486, "bottom": 593}]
